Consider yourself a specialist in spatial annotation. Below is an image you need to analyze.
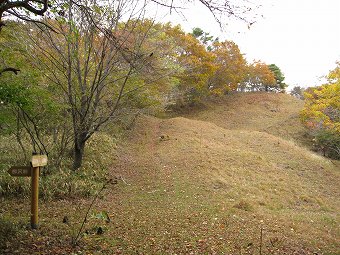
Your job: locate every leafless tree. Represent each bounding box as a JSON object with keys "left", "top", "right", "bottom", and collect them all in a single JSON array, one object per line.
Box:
[{"left": 24, "top": 0, "right": 159, "bottom": 169}]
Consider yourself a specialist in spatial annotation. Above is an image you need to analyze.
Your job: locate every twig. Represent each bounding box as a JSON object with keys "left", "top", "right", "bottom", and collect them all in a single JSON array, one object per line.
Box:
[
  {"left": 72, "top": 178, "right": 117, "bottom": 245},
  {"left": 259, "top": 227, "right": 263, "bottom": 255},
  {"left": 5, "top": 10, "right": 58, "bottom": 33},
  {"left": 119, "top": 176, "right": 130, "bottom": 185}
]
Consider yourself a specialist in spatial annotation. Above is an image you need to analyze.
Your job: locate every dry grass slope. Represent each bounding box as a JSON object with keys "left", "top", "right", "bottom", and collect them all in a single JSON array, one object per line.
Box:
[
  {"left": 1, "top": 92, "right": 339, "bottom": 254},
  {"left": 105, "top": 92, "right": 339, "bottom": 254},
  {"left": 185, "top": 92, "right": 310, "bottom": 144}
]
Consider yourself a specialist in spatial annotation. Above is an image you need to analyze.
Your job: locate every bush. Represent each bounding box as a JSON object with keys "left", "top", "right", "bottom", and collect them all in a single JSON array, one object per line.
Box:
[
  {"left": 300, "top": 83, "right": 339, "bottom": 159},
  {"left": 313, "top": 129, "right": 340, "bottom": 159},
  {"left": 0, "top": 132, "right": 117, "bottom": 199}
]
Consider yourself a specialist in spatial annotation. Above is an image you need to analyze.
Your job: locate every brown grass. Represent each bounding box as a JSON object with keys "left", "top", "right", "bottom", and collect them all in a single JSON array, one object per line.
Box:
[{"left": 1, "top": 92, "right": 339, "bottom": 254}]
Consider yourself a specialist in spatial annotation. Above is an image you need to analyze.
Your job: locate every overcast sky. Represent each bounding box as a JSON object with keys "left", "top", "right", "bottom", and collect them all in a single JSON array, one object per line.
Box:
[{"left": 160, "top": 0, "right": 340, "bottom": 89}]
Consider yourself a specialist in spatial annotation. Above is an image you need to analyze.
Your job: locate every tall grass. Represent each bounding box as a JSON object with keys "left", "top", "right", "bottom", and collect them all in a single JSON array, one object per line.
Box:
[{"left": 0, "top": 132, "right": 118, "bottom": 200}]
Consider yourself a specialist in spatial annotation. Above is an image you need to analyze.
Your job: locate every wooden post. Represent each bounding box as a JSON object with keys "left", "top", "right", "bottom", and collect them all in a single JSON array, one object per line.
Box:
[
  {"left": 8, "top": 154, "right": 47, "bottom": 229},
  {"left": 259, "top": 227, "right": 263, "bottom": 255},
  {"left": 31, "top": 166, "right": 39, "bottom": 229}
]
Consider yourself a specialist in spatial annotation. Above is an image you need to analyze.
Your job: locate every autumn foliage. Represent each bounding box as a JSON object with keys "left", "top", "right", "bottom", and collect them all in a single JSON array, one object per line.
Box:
[
  {"left": 301, "top": 64, "right": 340, "bottom": 159},
  {"left": 145, "top": 23, "right": 286, "bottom": 106},
  {"left": 0, "top": 18, "right": 287, "bottom": 170},
  {"left": 209, "top": 40, "right": 247, "bottom": 95}
]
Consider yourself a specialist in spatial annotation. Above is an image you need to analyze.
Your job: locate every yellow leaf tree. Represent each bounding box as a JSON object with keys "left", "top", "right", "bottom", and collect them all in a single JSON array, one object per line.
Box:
[{"left": 301, "top": 63, "right": 340, "bottom": 158}]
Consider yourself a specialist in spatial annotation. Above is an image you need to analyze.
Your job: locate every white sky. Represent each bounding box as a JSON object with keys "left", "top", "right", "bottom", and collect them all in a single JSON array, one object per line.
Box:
[{"left": 157, "top": 0, "right": 340, "bottom": 89}]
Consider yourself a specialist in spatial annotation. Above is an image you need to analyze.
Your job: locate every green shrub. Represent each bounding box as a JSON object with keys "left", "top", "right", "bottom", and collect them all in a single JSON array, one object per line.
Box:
[{"left": 313, "top": 129, "right": 340, "bottom": 159}]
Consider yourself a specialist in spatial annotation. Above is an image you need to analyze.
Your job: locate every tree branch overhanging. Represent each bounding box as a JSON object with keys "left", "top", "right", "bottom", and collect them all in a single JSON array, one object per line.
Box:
[
  {"left": 0, "top": 0, "right": 48, "bottom": 30},
  {"left": 0, "top": 0, "right": 48, "bottom": 16}
]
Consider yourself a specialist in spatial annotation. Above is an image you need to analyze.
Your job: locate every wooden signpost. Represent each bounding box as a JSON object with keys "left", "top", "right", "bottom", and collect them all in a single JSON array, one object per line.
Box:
[
  {"left": 8, "top": 166, "right": 32, "bottom": 177},
  {"left": 31, "top": 155, "right": 48, "bottom": 168},
  {"left": 8, "top": 154, "right": 47, "bottom": 229}
]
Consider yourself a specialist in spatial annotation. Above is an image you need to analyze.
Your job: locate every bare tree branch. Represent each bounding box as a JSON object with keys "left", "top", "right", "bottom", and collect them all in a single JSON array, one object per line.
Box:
[
  {"left": 0, "top": 0, "right": 48, "bottom": 16},
  {"left": 0, "top": 0, "right": 48, "bottom": 30},
  {"left": 0, "top": 67, "right": 20, "bottom": 75}
]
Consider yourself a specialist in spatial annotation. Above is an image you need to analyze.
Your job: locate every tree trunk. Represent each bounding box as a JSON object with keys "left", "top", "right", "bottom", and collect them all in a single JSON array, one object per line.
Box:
[{"left": 73, "top": 138, "right": 86, "bottom": 170}]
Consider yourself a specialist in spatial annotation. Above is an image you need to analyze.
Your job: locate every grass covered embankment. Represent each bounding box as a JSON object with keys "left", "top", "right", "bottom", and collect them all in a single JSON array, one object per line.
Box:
[{"left": 1, "top": 92, "right": 339, "bottom": 254}]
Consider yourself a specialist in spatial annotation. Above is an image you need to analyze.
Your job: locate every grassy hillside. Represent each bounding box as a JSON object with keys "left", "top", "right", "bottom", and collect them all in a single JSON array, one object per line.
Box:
[
  {"left": 184, "top": 92, "right": 310, "bottom": 145},
  {"left": 1, "top": 92, "right": 339, "bottom": 254}
]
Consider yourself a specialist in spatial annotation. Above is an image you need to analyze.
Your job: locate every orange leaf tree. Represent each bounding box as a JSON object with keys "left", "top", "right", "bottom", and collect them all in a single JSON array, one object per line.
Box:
[
  {"left": 165, "top": 25, "right": 217, "bottom": 105},
  {"left": 209, "top": 40, "right": 247, "bottom": 95},
  {"left": 240, "top": 61, "right": 276, "bottom": 92}
]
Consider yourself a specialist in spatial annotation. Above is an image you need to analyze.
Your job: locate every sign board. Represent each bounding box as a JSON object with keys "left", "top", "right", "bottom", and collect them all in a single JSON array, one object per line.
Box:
[
  {"left": 8, "top": 166, "right": 32, "bottom": 177},
  {"left": 8, "top": 154, "right": 48, "bottom": 229},
  {"left": 31, "top": 155, "right": 48, "bottom": 167}
]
